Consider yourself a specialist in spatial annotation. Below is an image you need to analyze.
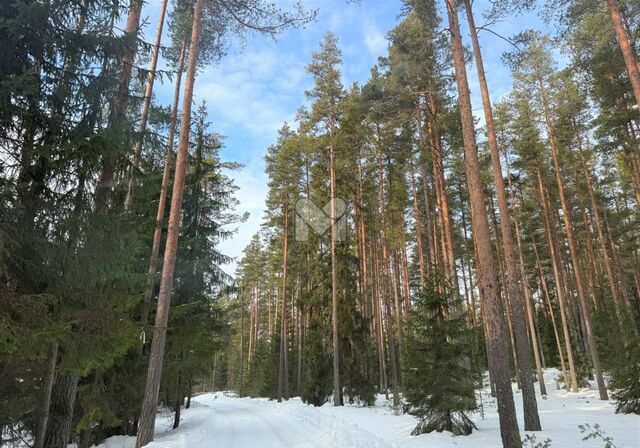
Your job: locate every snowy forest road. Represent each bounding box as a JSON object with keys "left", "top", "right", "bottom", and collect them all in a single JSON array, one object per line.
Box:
[{"left": 145, "top": 393, "right": 394, "bottom": 448}]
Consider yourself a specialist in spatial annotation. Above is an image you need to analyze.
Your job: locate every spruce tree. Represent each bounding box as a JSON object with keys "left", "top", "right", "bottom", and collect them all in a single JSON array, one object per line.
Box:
[{"left": 402, "top": 275, "right": 477, "bottom": 436}]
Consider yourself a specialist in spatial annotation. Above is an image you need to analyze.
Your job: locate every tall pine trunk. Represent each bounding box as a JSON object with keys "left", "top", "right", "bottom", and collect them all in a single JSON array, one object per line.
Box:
[
  {"left": 140, "top": 42, "right": 187, "bottom": 324},
  {"left": 504, "top": 151, "right": 547, "bottom": 397},
  {"left": 463, "top": 0, "right": 541, "bottom": 428},
  {"left": 124, "top": 0, "right": 170, "bottom": 209},
  {"left": 537, "top": 170, "right": 578, "bottom": 392},
  {"left": 606, "top": 0, "right": 640, "bottom": 109},
  {"left": 444, "top": 1, "right": 521, "bottom": 445},
  {"left": 136, "top": 0, "right": 203, "bottom": 444},
  {"left": 329, "top": 130, "right": 340, "bottom": 406},
  {"left": 95, "top": 0, "right": 144, "bottom": 213},
  {"left": 278, "top": 201, "right": 290, "bottom": 401},
  {"left": 376, "top": 148, "right": 400, "bottom": 407},
  {"left": 539, "top": 86, "right": 608, "bottom": 400}
]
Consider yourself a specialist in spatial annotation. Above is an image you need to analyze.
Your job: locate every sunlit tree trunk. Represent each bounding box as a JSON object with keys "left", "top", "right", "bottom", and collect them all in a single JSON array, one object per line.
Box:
[
  {"left": 537, "top": 170, "right": 578, "bottom": 392},
  {"left": 444, "top": 1, "right": 521, "bottom": 445},
  {"left": 371, "top": 237, "right": 388, "bottom": 396},
  {"left": 503, "top": 151, "right": 547, "bottom": 396},
  {"left": 376, "top": 148, "right": 400, "bottom": 407},
  {"left": 606, "top": 0, "right": 640, "bottom": 108},
  {"left": 532, "top": 238, "right": 568, "bottom": 383},
  {"left": 411, "top": 168, "right": 426, "bottom": 285},
  {"left": 136, "top": 0, "right": 204, "bottom": 443},
  {"left": 426, "top": 99, "right": 458, "bottom": 296},
  {"left": 278, "top": 201, "right": 290, "bottom": 401},
  {"left": 95, "top": 0, "right": 144, "bottom": 213},
  {"left": 463, "top": 0, "right": 541, "bottom": 427},
  {"left": 538, "top": 84, "right": 608, "bottom": 400},
  {"left": 124, "top": 0, "right": 170, "bottom": 209},
  {"left": 140, "top": 42, "right": 187, "bottom": 324}
]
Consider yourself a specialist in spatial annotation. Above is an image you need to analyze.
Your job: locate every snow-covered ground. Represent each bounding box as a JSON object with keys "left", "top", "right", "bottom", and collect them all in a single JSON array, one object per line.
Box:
[{"left": 96, "top": 369, "right": 640, "bottom": 448}]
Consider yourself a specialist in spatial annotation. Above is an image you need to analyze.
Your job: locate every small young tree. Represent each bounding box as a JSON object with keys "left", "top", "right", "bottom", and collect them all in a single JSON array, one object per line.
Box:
[
  {"left": 402, "top": 275, "right": 477, "bottom": 436},
  {"left": 610, "top": 337, "right": 640, "bottom": 415}
]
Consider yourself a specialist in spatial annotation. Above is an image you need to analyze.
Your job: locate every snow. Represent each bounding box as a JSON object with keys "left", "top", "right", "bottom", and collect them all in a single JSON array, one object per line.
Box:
[{"left": 95, "top": 369, "right": 640, "bottom": 448}]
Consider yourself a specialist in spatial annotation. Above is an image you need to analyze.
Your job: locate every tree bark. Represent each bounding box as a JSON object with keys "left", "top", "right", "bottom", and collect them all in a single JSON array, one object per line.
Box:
[
  {"left": 537, "top": 171, "right": 578, "bottom": 392},
  {"left": 606, "top": 0, "right": 640, "bottom": 109},
  {"left": 278, "top": 201, "right": 290, "bottom": 401},
  {"left": 532, "top": 237, "right": 568, "bottom": 383},
  {"left": 124, "top": 0, "right": 171, "bottom": 209},
  {"left": 539, "top": 85, "right": 608, "bottom": 400},
  {"left": 135, "top": 0, "right": 203, "bottom": 444},
  {"left": 376, "top": 147, "right": 400, "bottom": 407},
  {"left": 411, "top": 168, "right": 427, "bottom": 285},
  {"left": 504, "top": 152, "right": 547, "bottom": 397},
  {"left": 44, "top": 371, "right": 78, "bottom": 448},
  {"left": 329, "top": 126, "right": 340, "bottom": 407},
  {"left": 463, "top": 0, "right": 541, "bottom": 428},
  {"left": 34, "top": 342, "right": 58, "bottom": 448},
  {"left": 444, "top": 1, "right": 521, "bottom": 445},
  {"left": 140, "top": 42, "right": 187, "bottom": 325},
  {"left": 95, "top": 0, "right": 144, "bottom": 213}
]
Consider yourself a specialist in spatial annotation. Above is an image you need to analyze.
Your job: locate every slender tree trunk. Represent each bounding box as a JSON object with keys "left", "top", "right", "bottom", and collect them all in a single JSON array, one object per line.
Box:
[
  {"left": 239, "top": 283, "right": 245, "bottom": 396},
  {"left": 460, "top": 199, "right": 477, "bottom": 328},
  {"left": 539, "top": 87, "right": 608, "bottom": 400},
  {"left": 411, "top": 168, "right": 427, "bottom": 285},
  {"left": 278, "top": 201, "right": 290, "bottom": 401},
  {"left": 124, "top": 0, "right": 170, "bottom": 209},
  {"left": 172, "top": 397, "right": 181, "bottom": 429},
  {"left": 463, "top": 0, "right": 541, "bottom": 428},
  {"left": 95, "top": 0, "right": 144, "bottom": 213},
  {"left": 444, "top": 1, "right": 520, "bottom": 445},
  {"left": 140, "top": 42, "right": 187, "bottom": 324},
  {"left": 416, "top": 109, "right": 436, "bottom": 271},
  {"left": 34, "top": 342, "right": 58, "bottom": 448},
  {"left": 537, "top": 171, "right": 578, "bottom": 391},
  {"left": 372, "top": 237, "right": 388, "bottom": 396},
  {"left": 606, "top": 0, "right": 640, "bottom": 109},
  {"left": 533, "top": 238, "right": 568, "bottom": 383},
  {"left": 376, "top": 148, "right": 400, "bottom": 407},
  {"left": 426, "top": 104, "right": 458, "bottom": 295},
  {"left": 136, "top": 0, "right": 203, "bottom": 444},
  {"left": 580, "top": 154, "right": 634, "bottom": 331},
  {"left": 504, "top": 148, "right": 547, "bottom": 396},
  {"left": 297, "top": 296, "right": 303, "bottom": 395},
  {"left": 328, "top": 129, "right": 340, "bottom": 406}
]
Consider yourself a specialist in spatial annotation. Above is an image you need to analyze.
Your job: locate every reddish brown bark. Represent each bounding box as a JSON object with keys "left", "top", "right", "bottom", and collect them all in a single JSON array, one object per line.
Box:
[
  {"left": 606, "top": 0, "right": 640, "bottom": 109},
  {"left": 539, "top": 85, "right": 608, "bottom": 400},
  {"left": 140, "top": 42, "right": 187, "bottom": 324},
  {"left": 95, "top": 0, "right": 144, "bottom": 213},
  {"left": 124, "top": 0, "right": 170, "bottom": 209},
  {"left": 136, "top": 0, "right": 204, "bottom": 443},
  {"left": 444, "top": 1, "right": 521, "bottom": 445},
  {"left": 463, "top": 0, "right": 541, "bottom": 427}
]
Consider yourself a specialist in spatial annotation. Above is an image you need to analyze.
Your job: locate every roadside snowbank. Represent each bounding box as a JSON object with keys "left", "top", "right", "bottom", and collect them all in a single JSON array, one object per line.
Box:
[{"left": 94, "top": 369, "right": 640, "bottom": 447}]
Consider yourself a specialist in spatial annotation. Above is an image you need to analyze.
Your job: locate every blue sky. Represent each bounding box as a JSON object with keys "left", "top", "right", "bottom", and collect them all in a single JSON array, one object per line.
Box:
[{"left": 142, "top": 0, "right": 546, "bottom": 276}]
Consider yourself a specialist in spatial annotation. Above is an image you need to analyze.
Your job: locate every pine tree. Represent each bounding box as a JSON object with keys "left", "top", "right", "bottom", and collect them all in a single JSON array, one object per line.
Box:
[{"left": 304, "top": 32, "right": 345, "bottom": 406}]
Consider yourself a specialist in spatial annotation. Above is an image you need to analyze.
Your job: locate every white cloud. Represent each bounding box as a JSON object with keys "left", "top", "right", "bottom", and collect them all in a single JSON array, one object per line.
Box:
[
  {"left": 362, "top": 19, "right": 387, "bottom": 57},
  {"left": 218, "top": 154, "right": 269, "bottom": 277}
]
